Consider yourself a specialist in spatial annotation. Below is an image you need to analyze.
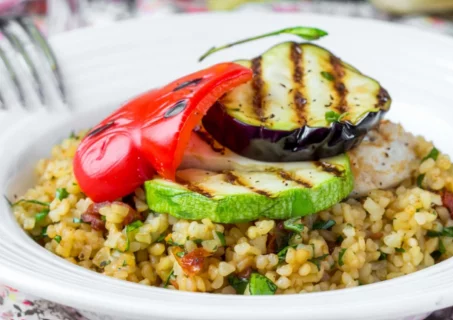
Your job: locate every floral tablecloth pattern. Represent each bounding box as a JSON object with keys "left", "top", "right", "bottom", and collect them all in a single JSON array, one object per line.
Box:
[{"left": 1, "top": 1, "right": 453, "bottom": 319}]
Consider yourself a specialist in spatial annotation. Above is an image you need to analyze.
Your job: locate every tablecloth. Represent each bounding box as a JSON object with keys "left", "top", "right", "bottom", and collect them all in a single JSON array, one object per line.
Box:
[{"left": 1, "top": 1, "right": 453, "bottom": 319}]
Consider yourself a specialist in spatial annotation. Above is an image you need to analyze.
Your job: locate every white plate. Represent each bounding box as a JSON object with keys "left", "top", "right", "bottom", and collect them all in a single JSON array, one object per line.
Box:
[{"left": 1, "top": 13, "right": 453, "bottom": 320}]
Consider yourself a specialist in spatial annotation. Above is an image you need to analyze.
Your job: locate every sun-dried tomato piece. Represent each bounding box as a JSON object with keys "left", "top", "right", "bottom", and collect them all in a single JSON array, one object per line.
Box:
[
  {"left": 174, "top": 248, "right": 212, "bottom": 276},
  {"left": 442, "top": 190, "right": 453, "bottom": 218}
]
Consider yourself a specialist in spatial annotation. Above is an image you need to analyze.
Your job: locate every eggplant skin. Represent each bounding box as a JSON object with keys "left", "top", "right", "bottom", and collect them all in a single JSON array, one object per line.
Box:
[
  {"left": 203, "top": 101, "right": 387, "bottom": 162},
  {"left": 202, "top": 41, "right": 391, "bottom": 162}
]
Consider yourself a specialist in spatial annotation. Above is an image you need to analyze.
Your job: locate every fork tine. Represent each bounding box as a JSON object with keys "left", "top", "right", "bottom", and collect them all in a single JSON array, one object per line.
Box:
[
  {"left": 0, "top": 18, "right": 46, "bottom": 107},
  {"left": 0, "top": 44, "right": 27, "bottom": 108},
  {"left": 18, "top": 17, "right": 67, "bottom": 105}
]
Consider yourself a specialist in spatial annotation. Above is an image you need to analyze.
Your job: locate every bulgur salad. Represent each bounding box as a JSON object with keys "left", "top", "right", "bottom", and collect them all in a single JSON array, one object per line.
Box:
[{"left": 11, "top": 27, "right": 453, "bottom": 295}]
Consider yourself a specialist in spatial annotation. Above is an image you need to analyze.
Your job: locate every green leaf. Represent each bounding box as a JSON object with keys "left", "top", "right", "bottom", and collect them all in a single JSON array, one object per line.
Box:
[
  {"left": 378, "top": 251, "right": 387, "bottom": 261},
  {"left": 176, "top": 251, "right": 185, "bottom": 258},
  {"left": 442, "top": 227, "right": 453, "bottom": 237},
  {"left": 416, "top": 174, "right": 425, "bottom": 188},
  {"left": 325, "top": 111, "right": 340, "bottom": 124},
  {"left": 216, "top": 231, "right": 226, "bottom": 246},
  {"left": 283, "top": 218, "right": 304, "bottom": 233},
  {"left": 427, "top": 230, "right": 443, "bottom": 237},
  {"left": 228, "top": 275, "right": 249, "bottom": 294},
  {"left": 321, "top": 71, "right": 335, "bottom": 81},
  {"left": 73, "top": 218, "right": 82, "bottom": 223},
  {"left": 395, "top": 247, "right": 405, "bottom": 253},
  {"left": 122, "top": 260, "right": 127, "bottom": 267},
  {"left": 308, "top": 253, "right": 329, "bottom": 271},
  {"left": 338, "top": 248, "right": 347, "bottom": 266},
  {"left": 156, "top": 234, "right": 166, "bottom": 243},
  {"left": 198, "top": 26, "right": 328, "bottom": 61},
  {"left": 35, "top": 209, "right": 50, "bottom": 222},
  {"left": 427, "top": 227, "right": 453, "bottom": 238},
  {"left": 422, "top": 147, "right": 439, "bottom": 162},
  {"left": 249, "top": 273, "right": 277, "bottom": 295},
  {"left": 439, "top": 239, "right": 446, "bottom": 255},
  {"left": 336, "top": 235, "right": 344, "bottom": 244},
  {"left": 164, "top": 270, "right": 175, "bottom": 288},
  {"left": 193, "top": 239, "right": 203, "bottom": 245},
  {"left": 55, "top": 188, "right": 69, "bottom": 201},
  {"left": 101, "top": 215, "right": 107, "bottom": 222},
  {"left": 12, "top": 199, "right": 50, "bottom": 207},
  {"left": 126, "top": 220, "right": 144, "bottom": 232},
  {"left": 312, "top": 219, "right": 336, "bottom": 230},
  {"left": 277, "top": 245, "right": 297, "bottom": 262},
  {"left": 41, "top": 226, "right": 48, "bottom": 237},
  {"left": 69, "top": 131, "right": 77, "bottom": 139},
  {"left": 54, "top": 235, "right": 62, "bottom": 243}
]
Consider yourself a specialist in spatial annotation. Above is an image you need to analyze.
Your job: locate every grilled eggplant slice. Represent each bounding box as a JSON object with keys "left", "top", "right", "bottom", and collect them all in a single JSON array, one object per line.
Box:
[
  {"left": 202, "top": 41, "right": 391, "bottom": 162},
  {"left": 144, "top": 154, "right": 353, "bottom": 223}
]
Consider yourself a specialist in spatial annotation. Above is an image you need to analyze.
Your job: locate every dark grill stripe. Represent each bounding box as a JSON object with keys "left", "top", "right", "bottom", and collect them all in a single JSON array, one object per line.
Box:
[
  {"left": 251, "top": 57, "right": 265, "bottom": 122},
  {"left": 290, "top": 43, "right": 307, "bottom": 124},
  {"left": 176, "top": 176, "right": 214, "bottom": 198},
  {"left": 194, "top": 129, "right": 225, "bottom": 155},
  {"left": 278, "top": 171, "right": 312, "bottom": 188},
  {"left": 315, "top": 161, "right": 343, "bottom": 177},
  {"left": 224, "top": 171, "right": 272, "bottom": 197},
  {"left": 330, "top": 55, "right": 348, "bottom": 114}
]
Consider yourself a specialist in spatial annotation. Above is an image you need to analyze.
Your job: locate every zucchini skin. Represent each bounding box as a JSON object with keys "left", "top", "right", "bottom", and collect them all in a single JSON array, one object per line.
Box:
[
  {"left": 203, "top": 102, "right": 387, "bottom": 162},
  {"left": 144, "top": 155, "right": 354, "bottom": 223}
]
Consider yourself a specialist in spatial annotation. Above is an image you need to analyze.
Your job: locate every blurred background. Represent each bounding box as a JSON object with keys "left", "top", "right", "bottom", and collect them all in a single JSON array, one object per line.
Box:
[{"left": 0, "top": 0, "right": 453, "bottom": 36}]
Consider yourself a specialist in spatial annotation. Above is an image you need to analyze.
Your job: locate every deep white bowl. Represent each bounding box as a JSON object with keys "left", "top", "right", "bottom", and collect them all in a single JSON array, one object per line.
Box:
[{"left": 1, "top": 13, "right": 453, "bottom": 320}]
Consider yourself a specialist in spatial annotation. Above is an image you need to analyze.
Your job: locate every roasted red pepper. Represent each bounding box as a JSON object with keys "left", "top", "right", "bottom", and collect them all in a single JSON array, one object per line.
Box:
[{"left": 73, "top": 63, "right": 252, "bottom": 202}]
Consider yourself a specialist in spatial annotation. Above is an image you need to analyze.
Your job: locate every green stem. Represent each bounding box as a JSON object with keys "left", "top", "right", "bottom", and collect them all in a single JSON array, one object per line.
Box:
[{"left": 199, "top": 26, "right": 328, "bottom": 62}]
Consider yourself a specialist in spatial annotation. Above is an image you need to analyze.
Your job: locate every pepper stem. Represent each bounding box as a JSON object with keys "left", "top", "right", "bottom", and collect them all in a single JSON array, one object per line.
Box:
[{"left": 198, "top": 26, "right": 328, "bottom": 62}]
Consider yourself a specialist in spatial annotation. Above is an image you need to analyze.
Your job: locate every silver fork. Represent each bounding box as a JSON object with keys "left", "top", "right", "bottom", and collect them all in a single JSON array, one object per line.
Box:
[{"left": 0, "top": 16, "right": 67, "bottom": 111}]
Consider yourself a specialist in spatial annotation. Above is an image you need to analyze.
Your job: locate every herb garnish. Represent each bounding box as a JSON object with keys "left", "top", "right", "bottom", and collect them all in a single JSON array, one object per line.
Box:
[
  {"left": 164, "top": 270, "right": 175, "bottom": 288},
  {"left": 378, "top": 251, "right": 387, "bottom": 261},
  {"left": 216, "top": 231, "right": 226, "bottom": 246},
  {"left": 176, "top": 251, "right": 185, "bottom": 258},
  {"left": 249, "top": 273, "right": 277, "bottom": 295},
  {"left": 395, "top": 248, "right": 405, "bottom": 253},
  {"left": 325, "top": 111, "right": 348, "bottom": 124},
  {"left": 338, "top": 248, "right": 347, "bottom": 266},
  {"left": 100, "top": 260, "right": 111, "bottom": 268},
  {"left": 417, "top": 174, "right": 425, "bottom": 188},
  {"left": 73, "top": 218, "right": 82, "bottom": 223},
  {"left": 427, "top": 227, "right": 453, "bottom": 238},
  {"left": 277, "top": 245, "right": 297, "bottom": 263},
  {"left": 228, "top": 275, "right": 249, "bottom": 294},
  {"left": 321, "top": 71, "right": 335, "bottom": 82},
  {"left": 54, "top": 235, "right": 62, "bottom": 243},
  {"left": 283, "top": 218, "right": 304, "bottom": 233},
  {"left": 199, "top": 26, "right": 328, "bottom": 61},
  {"left": 308, "top": 253, "right": 329, "bottom": 271},
  {"left": 35, "top": 209, "right": 50, "bottom": 222},
  {"left": 439, "top": 239, "right": 446, "bottom": 255},
  {"left": 56, "top": 188, "right": 69, "bottom": 201},
  {"left": 422, "top": 147, "right": 439, "bottom": 162},
  {"left": 11, "top": 199, "right": 50, "bottom": 207},
  {"left": 312, "top": 219, "right": 336, "bottom": 230}
]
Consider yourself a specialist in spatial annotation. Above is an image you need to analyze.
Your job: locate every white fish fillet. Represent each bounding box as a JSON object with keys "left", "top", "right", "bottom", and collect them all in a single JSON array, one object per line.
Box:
[{"left": 348, "top": 120, "right": 416, "bottom": 197}]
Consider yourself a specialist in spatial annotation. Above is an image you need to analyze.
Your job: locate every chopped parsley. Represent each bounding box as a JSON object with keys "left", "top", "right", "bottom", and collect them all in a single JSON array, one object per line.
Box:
[
  {"left": 156, "top": 234, "right": 166, "bottom": 243},
  {"left": 164, "top": 270, "right": 175, "bottom": 288},
  {"left": 308, "top": 253, "right": 329, "bottom": 271},
  {"left": 193, "top": 239, "right": 203, "bottom": 245},
  {"left": 277, "top": 245, "right": 297, "bottom": 262},
  {"left": 378, "top": 251, "right": 387, "bottom": 261},
  {"left": 283, "top": 218, "right": 304, "bottom": 233},
  {"left": 11, "top": 199, "right": 50, "bottom": 207},
  {"left": 321, "top": 71, "right": 335, "bottom": 81},
  {"left": 228, "top": 275, "right": 248, "bottom": 295},
  {"left": 122, "top": 260, "right": 127, "bottom": 267},
  {"left": 55, "top": 188, "right": 69, "bottom": 201},
  {"left": 336, "top": 235, "right": 344, "bottom": 244},
  {"left": 312, "top": 219, "right": 336, "bottom": 230},
  {"left": 176, "top": 251, "right": 185, "bottom": 258},
  {"left": 395, "top": 248, "right": 405, "bottom": 253},
  {"left": 427, "top": 227, "right": 453, "bottom": 238},
  {"left": 338, "top": 248, "right": 347, "bottom": 266},
  {"left": 101, "top": 215, "right": 107, "bottom": 222},
  {"left": 126, "top": 220, "right": 144, "bottom": 232},
  {"left": 54, "top": 235, "right": 62, "bottom": 243},
  {"left": 416, "top": 174, "right": 425, "bottom": 188},
  {"left": 41, "top": 226, "right": 48, "bottom": 237},
  {"left": 325, "top": 111, "right": 348, "bottom": 124},
  {"left": 216, "top": 231, "right": 226, "bottom": 246},
  {"left": 35, "top": 209, "right": 50, "bottom": 222},
  {"left": 73, "top": 218, "right": 82, "bottom": 224},
  {"left": 439, "top": 239, "right": 446, "bottom": 255},
  {"left": 248, "top": 273, "right": 277, "bottom": 295},
  {"left": 422, "top": 147, "right": 439, "bottom": 162}
]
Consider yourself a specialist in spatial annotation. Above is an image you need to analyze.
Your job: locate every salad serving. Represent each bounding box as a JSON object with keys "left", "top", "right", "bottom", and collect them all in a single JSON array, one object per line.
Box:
[{"left": 11, "top": 27, "right": 453, "bottom": 295}]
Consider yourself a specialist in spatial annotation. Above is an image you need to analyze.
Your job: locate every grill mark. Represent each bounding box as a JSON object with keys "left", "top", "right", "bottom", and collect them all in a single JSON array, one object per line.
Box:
[
  {"left": 87, "top": 121, "right": 115, "bottom": 138},
  {"left": 251, "top": 57, "right": 265, "bottom": 122},
  {"left": 278, "top": 171, "right": 312, "bottom": 188},
  {"left": 290, "top": 43, "right": 307, "bottom": 124},
  {"left": 315, "top": 161, "right": 344, "bottom": 177},
  {"left": 224, "top": 171, "right": 272, "bottom": 197},
  {"left": 330, "top": 55, "right": 348, "bottom": 114},
  {"left": 173, "top": 78, "right": 202, "bottom": 91},
  {"left": 176, "top": 176, "right": 214, "bottom": 198},
  {"left": 194, "top": 129, "right": 225, "bottom": 155}
]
